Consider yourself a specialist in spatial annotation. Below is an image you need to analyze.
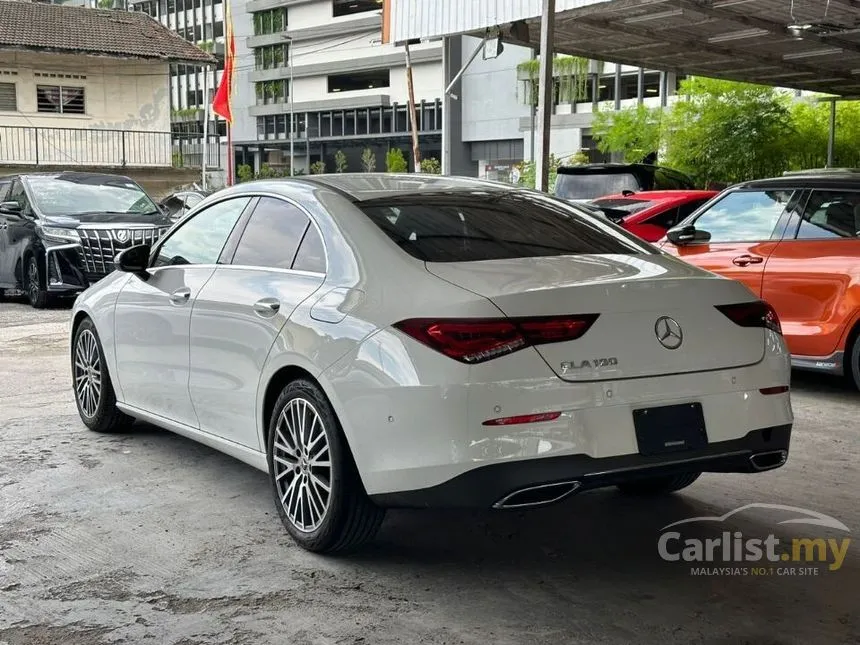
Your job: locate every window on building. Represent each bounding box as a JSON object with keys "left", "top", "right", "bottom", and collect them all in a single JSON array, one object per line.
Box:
[
  {"left": 186, "top": 89, "right": 204, "bottom": 106},
  {"left": 253, "top": 7, "right": 287, "bottom": 35},
  {"left": 328, "top": 69, "right": 389, "bottom": 93},
  {"left": 255, "top": 80, "right": 288, "bottom": 105},
  {"left": 333, "top": 0, "right": 380, "bottom": 17},
  {"left": 255, "top": 43, "right": 288, "bottom": 70},
  {"left": 643, "top": 72, "right": 660, "bottom": 98},
  {"left": 214, "top": 21, "right": 224, "bottom": 37},
  {"left": 597, "top": 74, "right": 614, "bottom": 102},
  {"left": 36, "top": 85, "right": 85, "bottom": 115},
  {"left": 0, "top": 82, "right": 17, "bottom": 112}
]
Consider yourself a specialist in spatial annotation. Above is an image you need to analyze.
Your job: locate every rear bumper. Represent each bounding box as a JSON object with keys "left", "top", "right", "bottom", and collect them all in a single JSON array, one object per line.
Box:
[{"left": 369, "top": 424, "right": 792, "bottom": 509}]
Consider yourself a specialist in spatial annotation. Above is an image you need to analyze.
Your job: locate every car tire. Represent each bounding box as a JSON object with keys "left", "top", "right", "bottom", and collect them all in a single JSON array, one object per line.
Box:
[
  {"left": 72, "top": 317, "right": 133, "bottom": 433},
  {"left": 847, "top": 331, "right": 860, "bottom": 392},
  {"left": 25, "top": 255, "right": 49, "bottom": 309},
  {"left": 267, "top": 378, "right": 385, "bottom": 553},
  {"left": 616, "top": 472, "right": 701, "bottom": 496}
]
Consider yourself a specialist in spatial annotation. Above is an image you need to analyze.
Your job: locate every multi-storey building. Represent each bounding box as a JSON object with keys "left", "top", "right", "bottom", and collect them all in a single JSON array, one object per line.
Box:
[
  {"left": 130, "top": 0, "right": 227, "bottom": 150},
  {"left": 230, "top": 0, "right": 444, "bottom": 175},
  {"left": 458, "top": 35, "right": 684, "bottom": 182}
]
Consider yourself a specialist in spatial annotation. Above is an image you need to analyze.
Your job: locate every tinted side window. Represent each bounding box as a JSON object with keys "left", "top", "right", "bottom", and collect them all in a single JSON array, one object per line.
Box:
[
  {"left": 232, "top": 197, "right": 310, "bottom": 269},
  {"left": 154, "top": 197, "right": 249, "bottom": 267},
  {"left": 0, "top": 181, "right": 9, "bottom": 202},
  {"left": 677, "top": 198, "right": 708, "bottom": 221},
  {"left": 693, "top": 190, "right": 793, "bottom": 243},
  {"left": 648, "top": 207, "right": 680, "bottom": 230},
  {"left": 359, "top": 192, "right": 655, "bottom": 262},
  {"left": 9, "top": 180, "right": 31, "bottom": 213},
  {"left": 293, "top": 224, "right": 326, "bottom": 273},
  {"left": 796, "top": 190, "right": 860, "bottom": 239}
]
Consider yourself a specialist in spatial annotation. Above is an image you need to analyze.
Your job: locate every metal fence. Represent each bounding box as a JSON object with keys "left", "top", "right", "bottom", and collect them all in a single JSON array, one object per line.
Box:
[
  {"left": 0, "top": 125, "right": 218, "bottom": 168},
  {"left": 172, "top": 135, "right": 222, "bottom": 169}
]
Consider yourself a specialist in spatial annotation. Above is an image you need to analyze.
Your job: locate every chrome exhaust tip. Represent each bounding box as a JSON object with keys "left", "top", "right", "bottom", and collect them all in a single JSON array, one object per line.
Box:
[
  {"left": 493, "top": 481, "right": 582, "bottom": 509},
  {"left": 749, "top": 450, "right": 788, "bottom": 472}
]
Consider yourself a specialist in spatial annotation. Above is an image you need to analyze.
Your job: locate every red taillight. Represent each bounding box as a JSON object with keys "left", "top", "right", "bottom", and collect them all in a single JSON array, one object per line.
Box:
[
  {"left": 715, "top": 301, "right": 782, "bottom": 335},
  {"left": 482, "top": 411, "right": 562, "bottom": 426},
  {"left": 760, "top": 385, "right": 789, "bottom": 395},
  {"left": 394, "top": 314, "right": 599, "bottom": 364}
]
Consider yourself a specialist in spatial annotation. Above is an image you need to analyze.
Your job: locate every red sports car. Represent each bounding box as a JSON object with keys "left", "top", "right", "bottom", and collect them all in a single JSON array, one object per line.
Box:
[{"left": 591, "top": 190, "right": 719, "bottom": 242}]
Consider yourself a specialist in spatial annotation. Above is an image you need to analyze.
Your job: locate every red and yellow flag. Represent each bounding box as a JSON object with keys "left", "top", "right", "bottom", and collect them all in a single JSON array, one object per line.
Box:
[{"left": 211, "top": 0, "right": 235, "bottom": 123}]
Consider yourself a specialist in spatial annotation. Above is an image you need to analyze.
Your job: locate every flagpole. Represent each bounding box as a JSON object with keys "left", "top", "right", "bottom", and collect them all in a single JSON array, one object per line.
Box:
[
  {"left": 201, "top": 64, "right": 210, "bottom": 190},
  {"left": 226, "top": 122, "right": 233, "bottom": 186}
]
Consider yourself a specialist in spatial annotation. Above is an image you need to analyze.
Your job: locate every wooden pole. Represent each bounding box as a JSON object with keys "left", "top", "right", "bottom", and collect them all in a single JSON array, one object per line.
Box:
[{"left": 405, "top": 41, "right": 421, "bottom": 171}]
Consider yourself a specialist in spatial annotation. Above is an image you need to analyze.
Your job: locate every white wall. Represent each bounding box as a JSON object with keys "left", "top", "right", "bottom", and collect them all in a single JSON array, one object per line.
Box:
[
  {"left": 0, "top": 51, "right": 172, "bottom": 165},
  {"left": 460, "top": 35, "right": 530, "bottom": 142}
]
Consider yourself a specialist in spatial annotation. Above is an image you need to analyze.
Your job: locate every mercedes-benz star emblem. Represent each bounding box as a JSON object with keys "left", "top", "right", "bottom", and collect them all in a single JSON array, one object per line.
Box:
[
  {"left": 655, "top": 316, "right": 683, "bottom": 350},
  {"left": 115, "top": 229, "right": 130, "bottom": 243}
]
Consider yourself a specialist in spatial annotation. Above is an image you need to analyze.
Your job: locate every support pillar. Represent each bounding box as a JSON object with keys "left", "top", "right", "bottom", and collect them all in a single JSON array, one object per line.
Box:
[
  {"left": 536, "top": 0, "right": 556, "bottom": 192},
  {"left": 827, "top": 98, "right": 836, "bottom": 168}
]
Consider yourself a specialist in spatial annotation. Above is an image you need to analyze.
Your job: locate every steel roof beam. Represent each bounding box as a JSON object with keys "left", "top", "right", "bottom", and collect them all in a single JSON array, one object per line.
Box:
[{"left": 570, "top": 14, "right": 856, "bottom": 85}]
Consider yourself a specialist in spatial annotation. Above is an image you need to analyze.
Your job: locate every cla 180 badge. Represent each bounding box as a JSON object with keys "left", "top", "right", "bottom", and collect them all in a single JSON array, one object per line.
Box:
[{"left": 560, "top": 357, "right": 618, "bottom": 373}]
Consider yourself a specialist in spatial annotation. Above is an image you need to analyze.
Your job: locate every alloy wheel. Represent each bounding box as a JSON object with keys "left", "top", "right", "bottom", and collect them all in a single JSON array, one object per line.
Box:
[
  {"left": 27, "top": 259, "right": 40, "bottom": 304},
  {"left": 272, "top": 397, "right": 332, "bottom": 533},
  {"left": 74, "top": 329, "right": 102, "bottom": 418}
]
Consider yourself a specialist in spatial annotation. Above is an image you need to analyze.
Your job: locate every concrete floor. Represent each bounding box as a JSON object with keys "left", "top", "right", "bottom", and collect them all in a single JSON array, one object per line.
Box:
[{"left": 1, "top": 300, "right": 858, "bottom": 645}]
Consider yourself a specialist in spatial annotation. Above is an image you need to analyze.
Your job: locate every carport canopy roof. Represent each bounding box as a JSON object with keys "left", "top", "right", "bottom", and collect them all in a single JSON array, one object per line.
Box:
[{"left": 387, "top": 0, "right": 860, "bottom": 97}]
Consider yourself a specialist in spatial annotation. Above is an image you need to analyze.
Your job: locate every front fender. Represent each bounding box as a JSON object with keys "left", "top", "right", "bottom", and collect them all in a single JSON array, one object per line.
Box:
[{"left": 71, "top": 272, "right": 132, "bottom": 402}]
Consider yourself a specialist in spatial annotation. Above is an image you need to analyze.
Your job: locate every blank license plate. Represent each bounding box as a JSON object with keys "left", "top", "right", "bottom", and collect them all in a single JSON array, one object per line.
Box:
[{"left": 633, "top": 402, "right": 708, "bottom": 456}]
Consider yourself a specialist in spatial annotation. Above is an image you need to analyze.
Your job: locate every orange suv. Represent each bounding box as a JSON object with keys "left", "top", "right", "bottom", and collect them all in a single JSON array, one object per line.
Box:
[{"left": 660, "top": 171, "right": 860, "bottom": 389}]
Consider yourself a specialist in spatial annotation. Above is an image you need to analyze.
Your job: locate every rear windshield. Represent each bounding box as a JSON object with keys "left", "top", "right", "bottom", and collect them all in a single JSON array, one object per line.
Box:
[
  {"left": 357, "top": 191, "right": 656, "bottom": 262},
  {"left": 554, "top": 172, "right": 640, "bottom": 200}
]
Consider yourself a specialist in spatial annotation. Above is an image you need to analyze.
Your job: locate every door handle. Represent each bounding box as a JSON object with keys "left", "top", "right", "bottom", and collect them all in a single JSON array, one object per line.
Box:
[
  {"left": 253, "top": 297, "right": 281, "bottom": 317},
  {"left": 169, "top": 287, "right": 191, "bottom": 304},
  {"left": 732, "top": 255, "right": 764, "bottom": 267}
]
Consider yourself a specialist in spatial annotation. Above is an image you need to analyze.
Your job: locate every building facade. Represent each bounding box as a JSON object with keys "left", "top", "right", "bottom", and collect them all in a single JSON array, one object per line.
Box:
[
  {"left": 130, "top": 0, "right": 227, "bottom": 158},
  {"left": 0, "top": 1, "right": 214, "bottom": 168},
  {"left": 458, "top": 36, "right": 682, "bottom": 182},
  {"left": 230, "top": 0, "right": 443, "bottom": 175}
]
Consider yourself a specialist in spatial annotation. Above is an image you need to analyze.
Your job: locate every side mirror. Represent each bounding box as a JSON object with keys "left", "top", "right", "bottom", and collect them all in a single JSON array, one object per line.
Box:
[
  {"left": 666, "top": 224, "right": 711, "bottom": 246},
  {"left": 115, "top": 244, "right": 151, "bottom": 278},
  {"left": 0, "top": 201, "right": 22, "bottom": 215}
]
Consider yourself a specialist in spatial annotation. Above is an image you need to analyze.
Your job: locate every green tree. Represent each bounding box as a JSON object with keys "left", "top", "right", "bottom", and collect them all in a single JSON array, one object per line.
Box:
[
  {"left": 236, "top": 164, "right": 254, "bottom": 183},
  {"left": 515, "top": 154, "right": 564, "bottom": 191},
  {"left": 334, "top": 149, "right": 348, "bottom": 173},
  {"left": 419, "top": 157, "right": 441, "bottom": 174},
  {"left": 788, "top": 99, "right": 860, "bottom": 170},
  {"left": 310, "top": 160, "right": 326, "bottom": 175},
  {"left": 361, "top": 147, "right": 376, "bottom": 172},
  {"left": 386, "top": 148, "right": 408, "bottom": 173},
  {"left": 661, "top": 77, "right": 793, "bottom": 185},
  {"left": 592, "top": 104, "right": 663, "bottom": 163}
]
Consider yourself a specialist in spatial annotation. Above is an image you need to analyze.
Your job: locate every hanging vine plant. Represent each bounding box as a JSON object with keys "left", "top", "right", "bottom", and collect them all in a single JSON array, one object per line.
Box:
[{"left": 517, "top": 55, "right": 590, "bottom": 106}]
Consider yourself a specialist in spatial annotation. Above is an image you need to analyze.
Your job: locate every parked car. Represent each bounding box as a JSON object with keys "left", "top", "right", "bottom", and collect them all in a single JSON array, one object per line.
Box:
[
  {"left": 71, "top": 174, "right": 792, "bottom": 553},
  {"left": 0, "top": 172, "right": 172, "bottom": 307},
  {"left": 591, "top": 190, "right": 719, "bottom": 242},
  {"left": 660, "top": 173, "right": 860, "bottom": 389},
  {"left": 554, "top": 163, "right": 697, "bottom": 201},
  {"left": 158, "top": 188, "right": 212, "bottom": 222}
]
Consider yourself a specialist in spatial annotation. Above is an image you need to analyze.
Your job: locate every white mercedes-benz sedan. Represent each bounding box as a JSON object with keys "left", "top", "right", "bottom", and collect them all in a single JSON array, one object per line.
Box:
[{"left": 70, "top": 174, "right": 793, "bottom": 553}]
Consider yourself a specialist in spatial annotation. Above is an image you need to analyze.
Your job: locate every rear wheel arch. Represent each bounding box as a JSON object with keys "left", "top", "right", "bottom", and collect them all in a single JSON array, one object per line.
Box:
[
  {"left": 260, "top": 365, "right": 373, "bottom": 496},
  {"left": 844, "top": 315, "right": 860, "bottom": 388}
]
